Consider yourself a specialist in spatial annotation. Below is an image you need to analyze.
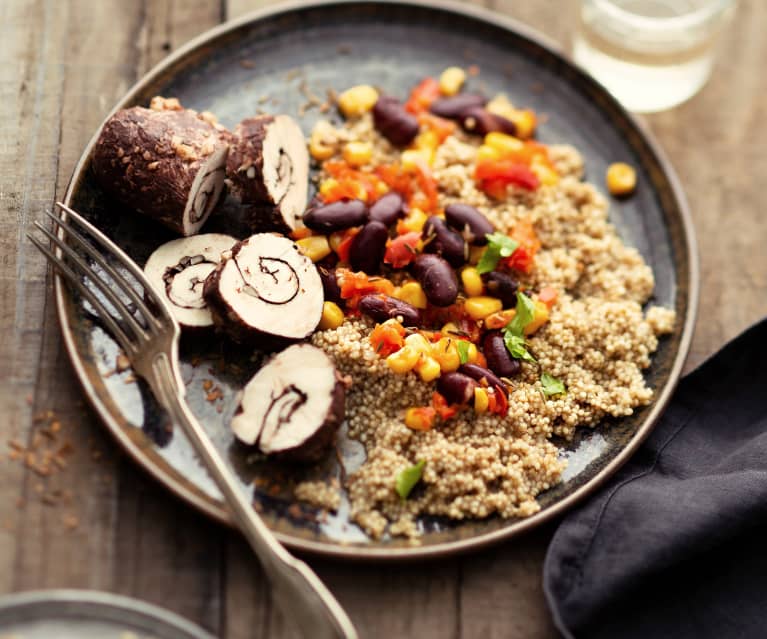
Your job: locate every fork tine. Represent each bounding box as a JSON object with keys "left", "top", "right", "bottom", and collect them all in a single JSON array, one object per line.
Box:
[
  {"left": 54, "top": 202, "right": 171, "bottom": 317},
  {"left": 34, "top": 221, "right": 148, "bottom": 341},
  {"left": 44, "top": 209, "right": 162, "bottom": 331},
  {"left": 28, "top": 233, "right": 136, "bottom": 356}
]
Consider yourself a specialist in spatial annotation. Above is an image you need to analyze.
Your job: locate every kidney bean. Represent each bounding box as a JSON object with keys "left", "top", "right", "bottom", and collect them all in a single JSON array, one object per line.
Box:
[
  {"left": 358, "top": 294, "right": 421, "bottom": 327},
  {"left": 349, "top": 221, "right": 388, "bottom": 274},
  {"left": 429, "top": 93, "right": 487, "bottom": 119},
  {"left": 303, "top": 199, "right": 369, "bottom": 232},
  {"left": 423, "top": 216, "right": 467, "bottom": 267},
  {"left": 412, "top": 254, "right": 458, "bottom": 307},
  {"left": 444, "top": 203, "right": 494, "bottom": 245},
  {"left": 482, "top": 330, "right": 522, "bottom": 379},
  {"left": 460, "top": 106, "right": 517, "bottom": 137},
  {"left": 459, "top": 363, "right": 509, "bottom": 397},
  {"left": 369, "top": 192, "right": 406, "bottom": 226},
  {"left": 372, "top": 96, "right": 420, "bottom": 146},
  {"left": 317, "top": 264, "right": 342, "bottom": 304},
  {"left": 482, "top": 271, "right": 519, "bottom": 307},
  {"left": 437, "top": 372, "right": 478, "bottom": 406}
]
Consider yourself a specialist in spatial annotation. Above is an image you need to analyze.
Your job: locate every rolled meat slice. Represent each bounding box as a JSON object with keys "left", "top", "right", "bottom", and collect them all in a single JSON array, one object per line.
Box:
[
  {"left": 203, "top": 233, "right": 323, "bottom": 343},
  {"left": 231, "top": 343, "right": 345, "bottom": 462},
  {"left": 92, "top": 99, "right": 229, "bottom": 236},
  {"left": 143, "top": 233, "right": 236, "bottom": 330},
  {"left": 227, "top": 115, "right": 309, "bottom": 232}
]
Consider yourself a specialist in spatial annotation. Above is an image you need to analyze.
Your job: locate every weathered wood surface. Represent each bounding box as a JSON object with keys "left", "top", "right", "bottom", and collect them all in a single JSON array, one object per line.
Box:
[{"left": 1, "top": 1, "right": 764, "bottom": 637}]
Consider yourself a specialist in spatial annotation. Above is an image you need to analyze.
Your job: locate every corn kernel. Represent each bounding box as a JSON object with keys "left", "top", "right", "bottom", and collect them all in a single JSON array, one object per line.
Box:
[
  {"left": 468, "top": 245, "right": 485, "bottom": 265},
  {"left": 461, "top": 267, "right": 484, "bottom": 297},
  {"left": 523, "top": 300, "right": 550, "bottom": 336},
  {"left": 439, "top": 66, "right": 466, "bottom": 96},
  {"left": 328, "top": 230, "right": 346, "bottom": 253},
  {"left": 295, "top": 235, "right": 331, "bottom": 262},
  {"left": 399, "top": 208, "right": 428, "bottom": 233},
  {"left": 414, "top": 130, "right": 440, "bottom": 152},
  {"left": 309, "top": 120, "right": 339, "bottom": 160},
  {"left": 431, "top": 337, "right": 461, "bottom": 373},
  {"left": 342, "top": 141, "right": 373, "bottom": 167},
  {"left": 476, "top": 144, "right": 502, "bottom": 163},
  {"left": 309, "top": 137, "right": 335, "bottom": 161},
  {"left": 401, "top": 148, "right": 433, "bottom": 171},
  {"left": 415, "top": 355, "right": 441, "bottom": 382},
  {"left": 394, "top": 281, "right": 428, "bottom": 309},
  {"left": 337, "top": 85, "right": 379, "bottom": 118},
  {"left": 606, "top": 162, "right": 637, "bottom": 196},
  {"left": 441, "top": 321, "right": 461, "bottom": 336},
  {"left": 474, "top": 386, "right": 489, "bottom": 413},
  {"left": 486, "top": 94, "right": 516, "bottom": 120},
  {"left": 465, "top": 342, "right": 479, "bottom": 364},
  {"left": 405, "top": 333, "right": 432, "bottom": 355},
  {"left": 318, "top": 301, "right": 344, "bottom": 330},
  {"left": 386, "top": 346, "right": 421, "bottom": 374},
  {"left": 531, "top": 157, "right": 560, "bottom": 186},
  {"left": 464, "top": 296, "right": 503, "bottom": 321},
  {"left": 508, "top": 109, "right": 537, "bottom": 139},
  {"left": 484, "top": 132, "right": 524, "bottom": 156},
  {"left": 404, "top": 407, "right": 434, "bottom": 431}
]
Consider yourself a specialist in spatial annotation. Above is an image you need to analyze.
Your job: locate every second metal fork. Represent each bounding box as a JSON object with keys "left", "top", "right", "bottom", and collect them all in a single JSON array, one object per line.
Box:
[{"left": 30, "top": 202, "right": 358, "bottom": 639}]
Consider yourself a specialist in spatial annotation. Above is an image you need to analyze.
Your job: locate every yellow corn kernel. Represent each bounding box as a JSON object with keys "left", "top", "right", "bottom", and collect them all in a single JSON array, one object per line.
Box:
[
  {"left": 404, "top": 407, "right": 434, "bottom": 431},
  {"left": 342, "top": 141, "right": 373, "bottom": 167},
  {"left": 375, "top": 181, "right": 390, "bottom": 196},
  {"left": 484, "top": 132, "right": 524, "bottom": 156},
  {"left": 404, "top": 332, "right": 432, "bottom": 355},
  {"left": 337, "top": 84, "right": 379, "bottom": 118},
  {"left": 399, "top": 208, "right": 428, "bottom": 233},
  {"left": 523, "top": 300, "right": 550, "bottom": 336},
  {"left": 320, "top": 177, "right": 367, "bottom": 202},
  {"left": 401, "top": 148, "right": 433, "bottom": 171},
  {"left": 309, "top": 137, "right": 335, "bottom": 161},
  {"left": 431, "top": 337, "right": 461, "bottom": 373},
  {"left": 439, "top": 66, "right": 466, "bottom": 96},
  {"left": 606, "top": 162, "right": 637, "bottom": 196},
  {"left": 318, "top": 301, "right": 344, "bottom": 330},
  {"left": 531, "top": 157, "right": 560, "bottom": 186},
  {"left": 465, "top": 342, "right": 479, "bottom": 364},
  {"left": 414, "top": 130, "right": 440, "bottom": 152},
  {"left": 328, "top": 230, "right": 345, "bottom": 253},
  {"left": 469, "top": 245, "right": 486, "bottom": 265},
  {"left": 386, "top": 346, "right": 421, "bottom": 374},
  {"left": 508, "top": 109, "right": 537, "bottom": 139},
  {"left": 476, "top": 144, "right": 502, "bottom": 163},
  {"left": 464, "top": 296, "right": 503, "bottom": 321},
  {"left": 441, "top": 321, "right": 461, "bottom": 336},
  {"left": 474, "top": 386, "right": 489, "bottom": 413},
  {"left": 486, "top": 94, "right": 516, "bottom": 120},
  {"left": 461, "top": 267, "right": 484, "bottom": 297},
  {"left": 295, "top": 235, "right": 331, "bottom": 262},
  {"left": 415, "top": 355, "right": 441, "bottom": 382},
  {"left": 394, "top": 281, "right": 428, "bottom": 309}
]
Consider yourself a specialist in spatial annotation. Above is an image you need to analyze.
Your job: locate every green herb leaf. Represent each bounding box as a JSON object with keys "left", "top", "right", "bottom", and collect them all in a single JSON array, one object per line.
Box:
[
  {"left": 503, "top": 332, "right": 536, "bottom": 363},
  {"left": 541, "top": 372, "right": 566, "bottom": 397},
  {"left": 476, "top": 233, "right": 519, "bottom": 274},
  {"left": 506, "top": 292, "right": 536, "bottom": 337},
  {"left": 395, "top": 460, "right": 426, "bottom": 500},
  {"left": 456, "top": 340, "right": 471, "bottom": 364}
]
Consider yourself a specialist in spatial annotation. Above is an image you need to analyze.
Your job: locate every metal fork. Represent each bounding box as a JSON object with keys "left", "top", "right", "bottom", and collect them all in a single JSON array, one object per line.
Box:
[{"left": 29, "top": 202, "right": 358, "bottom": 639}]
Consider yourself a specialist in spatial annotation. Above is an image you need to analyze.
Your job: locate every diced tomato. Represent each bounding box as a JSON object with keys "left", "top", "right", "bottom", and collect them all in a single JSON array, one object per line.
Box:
[
  {"left": 537, "top": 286, "right": 559, "bottom": 308},
  {"left": 384, "top": 232, "right": 422, "bottom": 268},
  {"left": 503, "top": 218, "right": 541, "bottom": 274},
  {"left": 418, "top": 112, "right": 456, "bottom": 143},
  {"left": 369, "top": 320, "right": 406, "bottom": 357},
  {"left": 289, "top": 227, "right": 313, "bottom": 240},
  {"left": 480, "top": 178, "right": 509, "bottom": 200},
  {"left": 322, "top": 161, "right": 387, "bottom": 203},
  {"left": 475, "top": 159, "right": 540, "bottom": 193},
  {"left": 405, "top": 77, "right": 441, "bottom": 115},
  {"left": 474, "top": 351, "right": 487, "bottom": 369},
  {"left": 376, "top": 163, "right": 414, "bottom": 200},
  {"left": 405, "top": 406, "right": 437, "bottom": 431},
  {"left": 487, "top": 386, "right": 509, "bottom": 417},
  {"left": 485, "top": 309, "right": 516, "bottom": 330},
  {"left": 413, "top": 161, "right": 439, "bottom": 212},
  {"left": 432, "top": 392, "right": 460, "bottom": 420},
  {"left": 333, "top": 231, "right": 357, "bottom": 262},
  {"left": 337, "top": 270, "right": 395, "bottom": 307}
]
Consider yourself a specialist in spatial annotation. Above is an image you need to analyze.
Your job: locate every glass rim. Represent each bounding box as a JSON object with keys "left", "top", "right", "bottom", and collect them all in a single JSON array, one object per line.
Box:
[{"left": 591, "top": 0, "right": 736, "bottom": 32}]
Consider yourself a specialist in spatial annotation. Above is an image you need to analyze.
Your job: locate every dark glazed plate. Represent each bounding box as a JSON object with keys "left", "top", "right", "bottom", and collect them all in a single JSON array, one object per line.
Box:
[
  {"left": 58, "top": 0, "right": 698, "bottom": 559},
  {"left": 0, "top": 590, "right": 213, "bottom": 638}
]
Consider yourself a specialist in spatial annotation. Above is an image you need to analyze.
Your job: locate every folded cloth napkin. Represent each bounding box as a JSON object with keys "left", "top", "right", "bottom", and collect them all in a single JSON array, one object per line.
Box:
[{"left": 544, "top": 318, "right": 767, "bottom": 639}]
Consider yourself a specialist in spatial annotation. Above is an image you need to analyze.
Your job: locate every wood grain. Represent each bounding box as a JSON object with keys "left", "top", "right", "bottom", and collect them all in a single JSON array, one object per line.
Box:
[{"left": 1, "top": 0, "right": 765, "bottom": 638}]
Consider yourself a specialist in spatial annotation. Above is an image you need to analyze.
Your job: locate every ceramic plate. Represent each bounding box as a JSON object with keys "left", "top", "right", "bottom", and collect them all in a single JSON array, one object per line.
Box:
[{"left": 58, "top": 0, "right": 698, "bottom": 559}]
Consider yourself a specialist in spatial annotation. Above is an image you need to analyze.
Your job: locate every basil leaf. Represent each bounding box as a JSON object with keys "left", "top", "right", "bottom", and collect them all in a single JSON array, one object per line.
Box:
[
  {"left": 395, "top": 460, "right": 426, "bottom": 500},
  {"left": 506, "top": 292, "right": 536, "bottom": 337},
  {"left": 541, "top": 372, "right": 566, "bottom": 397},
  {"left": 503, "top": 332, "right": 536, "bottom": 363},
  {"left": 476, "top": 233, "right": 519, "bottom": 274},
  {"left": 456, "top": 340, "right": 471, "bottom": 364}
]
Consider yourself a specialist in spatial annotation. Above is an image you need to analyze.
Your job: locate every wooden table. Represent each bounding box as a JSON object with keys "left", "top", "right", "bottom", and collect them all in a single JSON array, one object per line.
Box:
[{"left": 2, "top": 1, "right": 765, "bottom": 637}]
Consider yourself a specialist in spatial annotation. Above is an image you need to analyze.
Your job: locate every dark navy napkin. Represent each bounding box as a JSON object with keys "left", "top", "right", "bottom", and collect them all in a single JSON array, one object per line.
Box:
[{"left": 544, "top": 318, "right": 767, "bottom": 639}]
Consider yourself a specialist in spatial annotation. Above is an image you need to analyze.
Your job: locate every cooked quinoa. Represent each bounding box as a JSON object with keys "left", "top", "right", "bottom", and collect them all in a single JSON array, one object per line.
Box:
[{"left": 300, "top": 108, "right": 674, "bottom": 540}]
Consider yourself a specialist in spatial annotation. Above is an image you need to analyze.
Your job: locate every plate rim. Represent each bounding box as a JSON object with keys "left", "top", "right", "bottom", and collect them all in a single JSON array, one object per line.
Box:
[
  {"left": 0, "top": 589, "right": 214, "bottom": 638},
  {"left": 56, "top": 0, "right": 700, "bottom": 560}
]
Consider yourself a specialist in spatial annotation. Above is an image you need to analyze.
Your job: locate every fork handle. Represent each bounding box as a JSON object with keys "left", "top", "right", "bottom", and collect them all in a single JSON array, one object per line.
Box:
[{"left": 150, "top": 353, "right": 358, "bottom": 639}]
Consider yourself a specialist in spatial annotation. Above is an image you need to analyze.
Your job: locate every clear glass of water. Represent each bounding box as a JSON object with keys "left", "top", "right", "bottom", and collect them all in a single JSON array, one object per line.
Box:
[{"left": 573, "top": 0, "right": 737, "bottom": 113}]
